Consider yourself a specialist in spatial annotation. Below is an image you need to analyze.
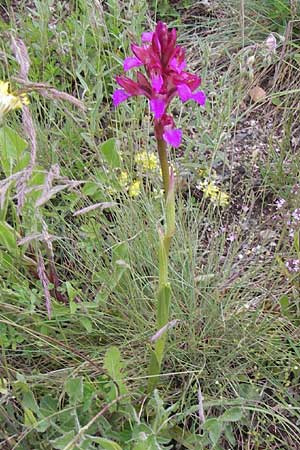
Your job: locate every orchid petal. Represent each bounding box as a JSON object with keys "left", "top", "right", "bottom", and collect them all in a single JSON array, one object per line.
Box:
[
  {"left": 151, "top": 73, "right": 163, "bottom": 93},
  {"left": 116, "top": 75, "right": 143, "bottom": 95},
  {"left": 113, "top": 89, "right": 130, "bottom": 107},
  {"left": 163, "top": 128, "right": 182, "bottom": 148},
  {"left": 141, "top": 31, "right": 154, "bottom": 42},
  {"left": 169, "top": 56, "right": 186, "bottom": 73},
  {"left": 192, "top": 90, "right": 206, "bottom": 105},
  {"left": 123, "top": 56, "right": 143, "bottom": 71},
  {"left": 177, "top": 84, "right": 192, "bottom": 102},
  {"left": 150, "top": 98, "right": 165, "bottom": 119}
]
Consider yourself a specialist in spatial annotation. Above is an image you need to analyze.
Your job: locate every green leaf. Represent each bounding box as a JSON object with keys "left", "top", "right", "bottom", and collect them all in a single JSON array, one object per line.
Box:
[
  {"left": 22, "top": 390, "right": 40, "bottom": 414},
  {"left": 0, "top": 221, "right": 17, "bottom": 252},
  {"left": 103, "top": 346, "right": 123, "bottom": 381},
  {"left": 65, "top": 377, "right": 83, "bottom": 404},
  {"left": 154, "top": 284, "right": 171, "bottom": 366},
  {"left": 80, "top": 317, "right": 93, "bottom": 333},
  {"left": 220, "top": 407, "right": 243, "bottom": 422},
  {"left": 156, "top": 284, "right": 171, "bottom": 329},
  {"left": 82, "top": 181, "right": 100, "bottom": 196},
  {"left": 66, "top": 281, "right": 78, "bottom": 303},
  {"left": 279, "top": 295, "right": 290, "bottom": 317},
  {"left": 132, "top": 439, "right": 159, "bottom": 450},
  {"left": 89, "top": 437, "right": 123, "bottom": 450},
  {"left": 0, "top": 125, "right": 28, "bottom": 175},
  {"left": 50, "top": 431, "right": 75, "bottom": 449},
  {"left": 100, "top": 138, "right": 121, "bottom": 168},
  {"left": 112, "top": 242, "right": 129, "bottom": 284},
  {"left": 23, "top": 408, "right": 38, "bottom": 428},
  {"left": 203, "top": 418, "right": 222, "bottom": 446},
  {"left": 224, "top": 423, "right": 236, "bottom": 446},
  {"left": 103, "top": 346, "right": 127, "bottom": 395},
  {"left": 147, "top": 350, "right": 160, "bottom": 392},
  {"left": 271, "top": 97, "right": 281, "bottom": 106}
]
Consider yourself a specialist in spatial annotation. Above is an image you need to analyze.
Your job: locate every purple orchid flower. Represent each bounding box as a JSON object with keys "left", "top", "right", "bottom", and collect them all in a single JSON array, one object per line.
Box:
[{"left": 113, "top": 21, "right": 206, "bottom": 148}]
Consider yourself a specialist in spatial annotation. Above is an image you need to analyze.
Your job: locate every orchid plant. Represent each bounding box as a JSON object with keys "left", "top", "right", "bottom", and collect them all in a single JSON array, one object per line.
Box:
[{"left": 113, "top": 21, "right": 206, "bottom": 388}]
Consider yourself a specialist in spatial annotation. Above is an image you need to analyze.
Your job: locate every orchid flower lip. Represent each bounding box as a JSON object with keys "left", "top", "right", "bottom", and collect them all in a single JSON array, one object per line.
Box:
[
  {"left": 150, "top": 98, "right": 165, "bottom": 119},
  {"left": 163, "top": 128, "right": 182, "bottom": 148},
  {"left": 113, "top": 89, "right": 131, "bottom": 107}
]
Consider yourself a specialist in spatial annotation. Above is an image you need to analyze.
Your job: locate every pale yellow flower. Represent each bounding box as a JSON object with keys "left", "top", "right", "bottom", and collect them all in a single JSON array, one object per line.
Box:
[
  {"left": 118, "top": 170, "right": 129, "bottom": 187},
  {"left": 0, "top": 81, "right": 29, "bottom": 122},
  {"left": 217, "top": 191, "right": 230, "bottom": 207},
  {"left": 199, "top": 180, "right": 230, "bottom": 207},
  {"left": 128, "top": 180, "right": 141, "bottom": 197},
  {"left": 201, "top": 181, "right": 219, "bottom": 199},
  {"left": 135, "top": 151, "right": 158, "bottom": 171}
]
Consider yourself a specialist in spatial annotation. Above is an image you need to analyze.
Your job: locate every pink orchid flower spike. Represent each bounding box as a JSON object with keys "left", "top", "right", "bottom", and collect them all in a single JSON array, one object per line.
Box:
[{"left": 113, "top": 21, "right": 206, "bottom": 148}]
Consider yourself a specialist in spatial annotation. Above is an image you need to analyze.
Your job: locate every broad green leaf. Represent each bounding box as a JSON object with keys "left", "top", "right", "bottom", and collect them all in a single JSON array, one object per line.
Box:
[
  {"left": 40, "top": 394, "right": 57, "bottom": 416},
  {"left": 0, "top": 125, "right": 28, "bottom": 175},
  {"left": 22, "top": 390, "right": 40, "bottom": 414},
  {"left": 82, "top": 181, "right": 100, "bottom": 196},
  {"left": 203, "top": 418, "right": 222, "bottom": 446},
  {"left": 50, "top": 431, "right": 75, "bottom": 449},
  {"left": 100, "top": 138, "right": 121, "bottom": 168},
  {"left": 0, "top": 221, "right": 17, "bottom": 252},
  {"left": 103, "top": 346, "right": 127, "bottom": 395},
  {"left": 23, "top": 408, "right": 38, "bottom": 428},
  {"left": 65, "top": 377, "right": 83, "bottom": 404},
  {"left": 103, "top": 346, "right": 123, "bottom": 381},
  {"left": 237, "top": 382, "right": 260, "bottom": 400},
  {"left": 220, "top": 407, "right": 243, "bottom": 422},
  {"left": 89, "top": 437, "right": 123, "bottom": 450},
  {"left": 224, "top": 423, "right": 236, "bottom": 446}
]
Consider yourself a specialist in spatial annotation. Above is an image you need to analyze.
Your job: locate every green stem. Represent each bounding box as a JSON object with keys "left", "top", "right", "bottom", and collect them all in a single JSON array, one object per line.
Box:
[
  {"left": 157, "top": 138, "right": 169, "bottom": 198},
  {"left": 147, "top": 139, "right": 176, "bottom": 391}
]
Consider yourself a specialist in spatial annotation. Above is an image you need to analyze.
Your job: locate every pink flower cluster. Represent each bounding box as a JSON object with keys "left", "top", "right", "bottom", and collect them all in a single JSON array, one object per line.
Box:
[{"left": 113, "top": 21, "right": 206, "bottom": 148}]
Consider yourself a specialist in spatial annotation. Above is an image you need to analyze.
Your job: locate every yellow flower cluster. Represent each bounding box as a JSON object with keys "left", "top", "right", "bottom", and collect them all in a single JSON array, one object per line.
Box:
[
  {"left": 114, "top": 151, "right": 159, "bottom": 198},
  {"left": 199, "top": 180, "right": 230, "bottom": 207},
  {"left": 0, "top": 81, "right": 29, "bottom": 122},
  {"left": 135, "top": 150, "right": 158, "bottom": 171},
  {"left": 128, "top": 180, "right": 141, "bottom": 197},
  {"left": 117, "top": 170, "right": 141, "bottom": 198}
]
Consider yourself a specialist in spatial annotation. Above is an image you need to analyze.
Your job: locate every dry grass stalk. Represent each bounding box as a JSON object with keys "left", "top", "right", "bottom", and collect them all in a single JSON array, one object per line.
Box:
[
  {"left": 73, "top": 201, "right": 117, "bottom": 217},
  {"left": 11, "top": 37, "right": 37, "bottom": 213},
  {"left": 14, "top": 78, "right": 86, "bottom": 111},
  {"left": 37, "top": 250, "right": 52, "bottom": 319}
]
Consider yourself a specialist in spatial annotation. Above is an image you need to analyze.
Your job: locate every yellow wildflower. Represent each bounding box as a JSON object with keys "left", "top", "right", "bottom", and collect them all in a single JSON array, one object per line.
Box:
[
  {"left": 0, "top": 81, "right": 29, "bottom": 122},
  {"left": 128, "top": 180, "right": 141, "bottom": 197},
  {"left": 199, "top": 180, "right": 230, "bottom": 207},
  {"left": 198, "top": 168, "right": 216, "bottom": 179},
  {"left": 135, "top": 151, "right": 158, "bottom": 171},
  {"left": 201, "top": 181, "right": 219, "bottom": 199},
  {"left": 217, "top": 191, "right": 230, "bottom": 207},
  {"left": 118, "top": 170, "right": 129, "bottom": 187}
]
